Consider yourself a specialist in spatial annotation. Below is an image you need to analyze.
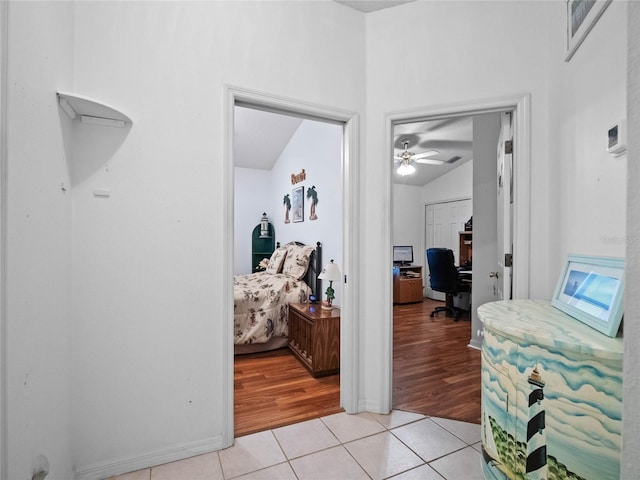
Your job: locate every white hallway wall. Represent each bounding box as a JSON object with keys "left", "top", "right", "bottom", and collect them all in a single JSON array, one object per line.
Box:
[
  {"left": 6, "top": 2, "right": 74, "bottom": 479},
  {"left": 70, "top": 1, "right": 364, "bottom": 475},
  {"left": 624, "top": 2, "right": 640, "bottom": 476},
  {"left": 546, "top": 1, "right": 627, "bottom": 274}
]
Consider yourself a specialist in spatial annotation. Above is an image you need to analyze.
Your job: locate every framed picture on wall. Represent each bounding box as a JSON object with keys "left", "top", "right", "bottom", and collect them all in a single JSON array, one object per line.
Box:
[
  {"left": 551, "top": 254, "right": 624, "bottom": 337},
  {"left": 565, "top": 0, "right": 612, "bottom": 61},
  {"left": 292, "top": 186, "right": 304, "bottom": 223}
]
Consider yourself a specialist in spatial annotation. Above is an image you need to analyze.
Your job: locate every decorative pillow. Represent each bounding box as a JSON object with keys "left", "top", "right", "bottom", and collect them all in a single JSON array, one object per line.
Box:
[
  {"left": 282, "top": 243, "right": 314, "bottom": 280},
  {"left": 265, "top": 247, "right": 288, "bottom": 274}
]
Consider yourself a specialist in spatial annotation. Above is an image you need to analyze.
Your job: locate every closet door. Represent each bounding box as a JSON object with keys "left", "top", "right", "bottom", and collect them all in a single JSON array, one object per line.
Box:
[{"left": 424, "top": 198, "right": 471, "bottom": 300}]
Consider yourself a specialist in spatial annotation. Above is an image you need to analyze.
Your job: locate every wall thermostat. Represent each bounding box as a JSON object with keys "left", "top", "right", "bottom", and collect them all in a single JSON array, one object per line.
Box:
[{"left": 607, "top": 119, "right": 626, "bottom": 157}]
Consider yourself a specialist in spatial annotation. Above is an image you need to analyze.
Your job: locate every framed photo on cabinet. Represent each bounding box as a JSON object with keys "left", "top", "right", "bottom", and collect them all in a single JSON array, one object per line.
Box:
[{"left": 552, "top": 254, "right": 624, "bottom": 337}]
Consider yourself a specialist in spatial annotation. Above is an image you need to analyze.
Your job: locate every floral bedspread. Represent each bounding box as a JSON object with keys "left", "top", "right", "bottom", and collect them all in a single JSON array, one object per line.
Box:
[{"left": 234, "top": 272, "right": 311, "bottom": 345}]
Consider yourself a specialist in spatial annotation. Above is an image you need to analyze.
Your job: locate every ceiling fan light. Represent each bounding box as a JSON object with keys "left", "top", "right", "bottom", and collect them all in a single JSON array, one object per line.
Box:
[{"left": 397, "top": 163, "right": 416, "bottom": 176}]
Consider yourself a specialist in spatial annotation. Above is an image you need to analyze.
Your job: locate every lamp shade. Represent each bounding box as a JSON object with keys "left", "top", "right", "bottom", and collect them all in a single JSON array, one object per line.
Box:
[
  {"left": 318, "top": 259, "right": 341, "bottom": 282},
  {"left": 397, "top": 162, "right": 416, "bottom": 176}
]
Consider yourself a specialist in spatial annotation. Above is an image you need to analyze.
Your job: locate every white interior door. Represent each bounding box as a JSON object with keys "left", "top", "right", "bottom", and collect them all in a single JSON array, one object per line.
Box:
[
  {"left": 495, "top": 112, "right": 513, "bottom": 300},
  {"left": 425, "top": 198, "right": 471, "bottom": 300}
]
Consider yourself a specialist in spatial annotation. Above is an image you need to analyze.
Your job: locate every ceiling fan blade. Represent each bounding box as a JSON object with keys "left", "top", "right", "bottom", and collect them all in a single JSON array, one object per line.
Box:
[
  {"left": 415, "top": 158, "right": 445, "bottom": 165},
  {"left": 412, "top": 150, "right": 439, "bottom": 160}
]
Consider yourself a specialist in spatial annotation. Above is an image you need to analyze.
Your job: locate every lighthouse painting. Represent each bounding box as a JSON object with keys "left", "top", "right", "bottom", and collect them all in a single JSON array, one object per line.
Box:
[
  {"left": 480, "top": 327, "right": 621, "bottom": 480},
  {"left": 525, "top": 367, "right": 547, "bottom": 479}
]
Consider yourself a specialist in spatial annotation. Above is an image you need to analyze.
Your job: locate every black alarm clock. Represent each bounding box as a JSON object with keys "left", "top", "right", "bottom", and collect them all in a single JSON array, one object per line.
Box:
[{"left": 309, "top": 294, "right": 318, "bottom": 304}]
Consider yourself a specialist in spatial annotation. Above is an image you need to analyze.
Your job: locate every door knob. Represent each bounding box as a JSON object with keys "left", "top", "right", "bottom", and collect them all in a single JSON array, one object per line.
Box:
[{"left": 489, "top": 271, "right": 499, "bottom": 278}]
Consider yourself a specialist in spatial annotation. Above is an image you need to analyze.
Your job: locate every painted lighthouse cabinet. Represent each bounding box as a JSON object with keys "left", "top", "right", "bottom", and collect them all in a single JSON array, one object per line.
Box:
[{"left": 478, "top": 300, "right": 622, "bottom": 480}]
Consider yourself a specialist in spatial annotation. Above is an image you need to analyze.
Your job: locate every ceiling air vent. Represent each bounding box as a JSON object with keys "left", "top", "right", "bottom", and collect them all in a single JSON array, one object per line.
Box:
[{"left": 446, "top": 156, "right": 462, "bottom": 164}]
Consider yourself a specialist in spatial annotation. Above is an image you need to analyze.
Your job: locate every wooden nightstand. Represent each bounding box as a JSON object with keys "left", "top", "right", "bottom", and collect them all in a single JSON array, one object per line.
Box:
[{"left": 288, "top": 303, "right": 340, "bottom": 377}]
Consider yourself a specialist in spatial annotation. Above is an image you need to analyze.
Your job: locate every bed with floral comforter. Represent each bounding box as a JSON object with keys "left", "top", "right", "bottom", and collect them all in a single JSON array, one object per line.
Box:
[
  {"left": 234, "top": 241, "right": 319, "bottom": 353},
  {"left": 233, "top": 272, "right": 311, "bottom": 347}
]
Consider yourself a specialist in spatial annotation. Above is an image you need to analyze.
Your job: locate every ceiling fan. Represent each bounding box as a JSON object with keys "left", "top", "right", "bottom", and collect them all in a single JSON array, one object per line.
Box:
[{"left": 394, "top": 140, "right": 443, "bottom": 176}]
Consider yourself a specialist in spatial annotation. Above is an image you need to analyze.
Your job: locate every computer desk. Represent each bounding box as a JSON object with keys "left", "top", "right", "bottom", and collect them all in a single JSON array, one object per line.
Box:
[{"left": 458, "top": 269, "right": 472, "bottom": 284}]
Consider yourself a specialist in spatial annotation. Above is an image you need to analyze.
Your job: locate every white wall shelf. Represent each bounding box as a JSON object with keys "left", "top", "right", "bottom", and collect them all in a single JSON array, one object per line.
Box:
[{"left": 57, "top": 91, "right": 132, "bottom": 127}]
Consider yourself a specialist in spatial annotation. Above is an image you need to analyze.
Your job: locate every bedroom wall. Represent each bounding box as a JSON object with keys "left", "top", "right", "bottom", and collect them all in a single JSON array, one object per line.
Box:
[
  {"left": 5, "top": 2, "right": 74, "bottom": 479},
  {"left": 234, "top": 119, "right": 343, "bottom": 302},
  {"left": 69, "top": 1, "right": 363, "bottom": 476},
  {"left": 392, "top": 163, "right": 473, "bottom": 302},
  {"left": 421, "top": 160, "right": 473, "bottom": 206},
  {"left": 469, "top": 113, "right": 501, "bottom": 348},
  {"left": 268, "top": 119, "right": 344, "bottom": 303},
  {"left": 234, "top": 167, "right": 271, "bottom": 275},
  {"left": 392, "top": 183, "right": 423, "bottom": 262}
]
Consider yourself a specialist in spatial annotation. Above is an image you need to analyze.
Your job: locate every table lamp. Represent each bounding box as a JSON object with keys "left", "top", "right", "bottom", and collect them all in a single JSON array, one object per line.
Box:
[{"left": 318, "top": 259, "right": 341, "bottom": 310}]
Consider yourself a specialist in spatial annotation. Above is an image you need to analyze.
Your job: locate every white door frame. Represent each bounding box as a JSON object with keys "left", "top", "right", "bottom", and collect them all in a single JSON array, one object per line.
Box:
[
  {"left": 223, "top": 86, "right": 361, "bottom": 447},
  {"left": 383, "top": 94, "right": 531, "bottom": 411}
]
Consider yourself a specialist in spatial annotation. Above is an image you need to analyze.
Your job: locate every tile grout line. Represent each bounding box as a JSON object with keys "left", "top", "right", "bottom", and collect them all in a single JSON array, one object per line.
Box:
[
  {"left": 385, "top": 417, "right": 477, "bottom": 477},
  {"left": 144, "top": 411, "right": 480, "bottom": 480}
]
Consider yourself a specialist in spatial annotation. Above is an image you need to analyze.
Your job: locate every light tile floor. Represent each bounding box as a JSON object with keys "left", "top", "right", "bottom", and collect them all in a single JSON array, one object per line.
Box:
[{"left": 110, "top": 410, "right": 483, "bottom": 480}]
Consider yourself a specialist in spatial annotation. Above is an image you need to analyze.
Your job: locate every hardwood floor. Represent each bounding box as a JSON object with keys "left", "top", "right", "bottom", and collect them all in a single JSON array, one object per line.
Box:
[
  {"left": 392, "top": 298, "right": 481, "bottom": 424},
  {"left": 234, "top": 298, "right": 481, "bottom": 437},
  {"left": 234, "top": 348, "right": 342, "bottom": 437}
]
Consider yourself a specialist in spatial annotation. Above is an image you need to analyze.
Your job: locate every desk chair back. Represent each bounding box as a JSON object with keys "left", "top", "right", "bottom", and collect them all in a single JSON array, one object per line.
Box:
[{"left": 426, "top": 248, "right": 459, "bottom": 293}]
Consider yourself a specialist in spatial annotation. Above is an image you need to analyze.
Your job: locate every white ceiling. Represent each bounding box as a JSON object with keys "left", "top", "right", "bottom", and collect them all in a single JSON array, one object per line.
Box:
[
  {"left": 234, "top": 106, "right": 303, "bottom": 170},
  {"left": 392, "top": 116, "right": 473, "bottom": 186},
  {"left": 334, "top": 0, "right": 417, "bottom": 13},
  {"left": 234, "top": 106, "right": 473, "bottom": 187}
]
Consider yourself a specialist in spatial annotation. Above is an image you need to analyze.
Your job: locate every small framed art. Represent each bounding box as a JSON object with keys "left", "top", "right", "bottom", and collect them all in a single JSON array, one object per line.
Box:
[
  {"left": 551, "top": 254, "right": 624, "bottom": 337},
  {"left": 292, "top": 186, "right": 304, "bottom": 223},
  {"left": 565, "top": 0, "right": 612, "bottom": 62}
]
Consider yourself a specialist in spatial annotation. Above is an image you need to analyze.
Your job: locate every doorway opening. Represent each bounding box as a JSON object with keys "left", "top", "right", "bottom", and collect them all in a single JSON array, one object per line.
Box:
[
  {"left": 386, "top": 95, "right": 531, "bottom": 422},
  {"left": 223, "top": 87, "right": 360, "bottom": 446}
]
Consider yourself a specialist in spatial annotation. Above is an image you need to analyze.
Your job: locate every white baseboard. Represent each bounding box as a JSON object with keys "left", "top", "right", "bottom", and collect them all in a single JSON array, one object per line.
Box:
[{"left": 74, "top": 435, "right": 224, "bottom": 480}]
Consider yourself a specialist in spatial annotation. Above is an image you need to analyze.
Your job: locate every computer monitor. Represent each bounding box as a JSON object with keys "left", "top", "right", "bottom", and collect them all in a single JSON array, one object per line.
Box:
[{"left": 393, "top": 245, "right": 413, "bottom": 265}]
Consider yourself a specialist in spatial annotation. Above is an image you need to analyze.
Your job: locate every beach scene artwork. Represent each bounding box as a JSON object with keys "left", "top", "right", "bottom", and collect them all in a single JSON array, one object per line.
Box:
[{"left": 481, "top": 327, "right": 621, "bottom": 480}]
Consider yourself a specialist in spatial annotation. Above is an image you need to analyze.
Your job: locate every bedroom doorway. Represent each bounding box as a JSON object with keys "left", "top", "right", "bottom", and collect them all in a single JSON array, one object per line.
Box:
[{"left": 224, "top": 87, "right": 360, "bottom": 444}]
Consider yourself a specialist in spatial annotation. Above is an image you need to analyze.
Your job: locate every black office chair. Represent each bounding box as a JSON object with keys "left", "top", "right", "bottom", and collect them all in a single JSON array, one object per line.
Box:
[{"left": 426, "top": 248, "right": 471, "bottom": 321}]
